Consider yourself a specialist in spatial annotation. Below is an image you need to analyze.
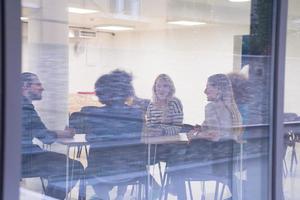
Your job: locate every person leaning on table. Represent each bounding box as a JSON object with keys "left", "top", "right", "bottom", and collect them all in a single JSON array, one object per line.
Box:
[
  {"left": 21, "top": 72, "right": 84, "bottom": 200},
  {"left": 188, "top": 73, "right": 243, "bottom": 200}
]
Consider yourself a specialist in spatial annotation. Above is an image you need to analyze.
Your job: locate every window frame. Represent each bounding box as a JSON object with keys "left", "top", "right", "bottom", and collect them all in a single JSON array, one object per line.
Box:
[
  {"left": 270, "top": 0, "right": 288, "bottom": 199},
  {"left": 1, "top": 0, "right": 22, "bottom": 200},
  {"left": 1, "top": 0, "right": 289, "bottom": 199}
]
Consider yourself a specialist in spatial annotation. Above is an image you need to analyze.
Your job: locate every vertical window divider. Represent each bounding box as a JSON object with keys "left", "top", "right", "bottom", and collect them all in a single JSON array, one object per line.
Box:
[
  {"left": 2, "top": 0, "right": 21, "bottom": 200},
  {"left": 270, "top": 0, "right": 288, "bottom": 200}
]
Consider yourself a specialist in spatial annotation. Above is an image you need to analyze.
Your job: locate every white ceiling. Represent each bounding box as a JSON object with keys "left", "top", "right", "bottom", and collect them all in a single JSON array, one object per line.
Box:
[{"left": 21, "top": 0, "right": 300, "bottom": 31}]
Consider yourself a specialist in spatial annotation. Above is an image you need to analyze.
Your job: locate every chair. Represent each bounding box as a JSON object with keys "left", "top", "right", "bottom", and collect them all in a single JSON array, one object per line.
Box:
[
  {"left": 80, "top": 143, "right": 150, "bottom": 200},
  {"left": 284, "top": 113, "right": 299, "bottom": 175},
  {"left": 159, "top": 164, "right": 228, "bottom": 200},
  {"left": 158, "top": 139, "right": 242, "bottom": 200},
  {"left": 21, "top": 162, "right": 47, "bottom": 195},
  {"left": 69, "top": 111, "right": 90, "bottom": 158}
]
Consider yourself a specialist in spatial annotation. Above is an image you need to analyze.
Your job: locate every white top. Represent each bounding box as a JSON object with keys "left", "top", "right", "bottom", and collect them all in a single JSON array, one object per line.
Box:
[{"left": 202, "top": 101, "right": 233, "bottom": 139}]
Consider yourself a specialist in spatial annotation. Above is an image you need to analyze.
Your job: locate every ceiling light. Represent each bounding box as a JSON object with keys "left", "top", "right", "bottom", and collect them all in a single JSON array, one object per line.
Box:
[
  {"left": 229, "top": 0, "right": 250, "bottom": 2},
  {"left": 95, "top": 25, "right": 134, "bottom": 31},
  {"left": 21, "top": 2, "right": 40, "bottom": 9},
  {"left": 68, "top": 7, "right": 98, "bottom": 14},
  {"left": 167, "top": 20, "right": 206, "bottom": 26},
  {"left": 20, "top": 17, "right": 29, "bottom": 21}
]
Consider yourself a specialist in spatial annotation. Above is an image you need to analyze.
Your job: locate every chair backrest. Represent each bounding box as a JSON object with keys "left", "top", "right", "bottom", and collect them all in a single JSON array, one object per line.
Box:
[
  {"left": 69, "top": 111, "right": 87, "bottom": 133},
  {"left": 284, "top": 112, "right": 298, "bottom": 122}
]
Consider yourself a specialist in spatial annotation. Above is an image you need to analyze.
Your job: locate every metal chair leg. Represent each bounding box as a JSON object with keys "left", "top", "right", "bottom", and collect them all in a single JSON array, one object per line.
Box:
[
  {"left": 214, "top": 181, "right": 220, "bottom": 200},
  {"left": 187, "top": 179, "right": 193, "bottom": 200},
  {"left": 159, "top": 164, "right": 168, "bottom": 200},
  {"left": 200, "top": 181, "right": 206, "bottom": 200},
  {"left": 163, "top": 175, "right": 170, "bottom": 200},
  {"left": 40, "top": 177, "right": 46, "bottom": 194},
  {"left": 219, "top": 183, "right": 226, "bottom": 200}
]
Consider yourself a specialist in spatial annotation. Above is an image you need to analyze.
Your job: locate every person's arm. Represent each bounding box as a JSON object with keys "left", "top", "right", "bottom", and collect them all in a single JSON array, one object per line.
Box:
[
  {"left": 161, "top": 98, "right": 184, "bottom": 136},
  {"left": 144, "top": 103, "right": 163, "bottom": 136},
  {"left": 188, "top": 103, "right": 220, "bottom": 141},
  {"left": 24, "top": 107, "right": 57, "bottom": 144}
]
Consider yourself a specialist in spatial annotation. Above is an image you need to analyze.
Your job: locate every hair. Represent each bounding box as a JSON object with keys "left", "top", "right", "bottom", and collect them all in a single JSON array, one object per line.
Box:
[
  {"left": 110, "top": 69, "right": 134, "bottom": 96},
  {"left": 207, "top": 74, "right": 243, "bottom": 137},
  {"left": 227, "top": 72, "right": 251, "bottom": 105},
  {"left": 21, "top": 72, "right": 38, "bottom": 87},
  {"left": 94, "top": 70, "right": 133, "bottom": 106},
  {"left": 152, "top": 74, "right": 175, "bottom": 103}
]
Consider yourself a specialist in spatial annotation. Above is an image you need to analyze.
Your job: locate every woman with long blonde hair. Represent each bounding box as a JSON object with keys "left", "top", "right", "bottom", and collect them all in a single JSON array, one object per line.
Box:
[
  {"left": 188, "top": 74, "right": 243, "bottom": 200},
  {"left": 145, "top": 74, "right": 183, "bottom": 136},
  {"left": 190, "top": 73, "right": 243, "bottom": 141}
]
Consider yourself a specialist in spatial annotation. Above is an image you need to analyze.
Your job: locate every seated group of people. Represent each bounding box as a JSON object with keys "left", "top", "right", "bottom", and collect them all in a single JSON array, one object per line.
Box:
[{"left": 21, "top": 70, "right": 244, "bottom": 200}]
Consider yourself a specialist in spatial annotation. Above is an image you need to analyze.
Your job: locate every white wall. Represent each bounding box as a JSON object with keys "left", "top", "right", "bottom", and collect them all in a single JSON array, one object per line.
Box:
[
  {"left": 68, "top": 24, "right": 249, "bottom": 124},
  {"left": 284, "top": 32, "right": 300, "bottom": 115},
  {"left": 23, "top": 24, "right": 300, "bottom": 123}
]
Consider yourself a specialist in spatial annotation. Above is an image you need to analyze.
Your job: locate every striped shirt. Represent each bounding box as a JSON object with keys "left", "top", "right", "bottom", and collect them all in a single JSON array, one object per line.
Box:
[{"left": 146, "top": 97, "right": 183, "bottom": 136}]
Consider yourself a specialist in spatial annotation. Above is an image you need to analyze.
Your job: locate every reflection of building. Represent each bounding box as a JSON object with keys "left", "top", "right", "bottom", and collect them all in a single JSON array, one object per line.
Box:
[{"left": 1, "top": 0, "right": 297, "bottom": 200}]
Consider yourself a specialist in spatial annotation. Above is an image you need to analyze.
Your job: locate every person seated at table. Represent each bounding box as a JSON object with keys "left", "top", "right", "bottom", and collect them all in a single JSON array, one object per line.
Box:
[
  {"left": 110, "top": 69, "right": 150, "bottom": 114},
  {"left": 21, "top": 72, "right": 84, "bottom": 200},
  {"left": 189, "top": 73, "right": 242, "bottom": 141},
  {"left": 82, "top": 71, "right": 146, "bottom": 200},
  {"left": 188, "top": 73, "right": 243, "bottom": 200},
  {"left": 144, "top": 73, "right": 185, "bottom": 164},
  {"left": 144, "top": 74, "right": 186, "bottom": 198},
  {"left": 144, "top": 74, "right": 183, "bottom": 137},
  {"left": 69, "top": 69, "right": 150, "bottom": 135}
]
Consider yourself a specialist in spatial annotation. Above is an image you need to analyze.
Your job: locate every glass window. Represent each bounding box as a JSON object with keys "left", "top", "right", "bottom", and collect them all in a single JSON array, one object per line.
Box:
[
  {"left": 20, "top": 0, "right": 276, "bottom": 199},
  {"left": 283, "top": 0, "right": 300, "bottom": 199}
]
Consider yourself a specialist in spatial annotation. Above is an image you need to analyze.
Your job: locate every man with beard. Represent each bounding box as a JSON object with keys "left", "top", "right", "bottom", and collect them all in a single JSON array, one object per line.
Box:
[{"left": 21, "top": 72, "right": 84, "bottom": 200}]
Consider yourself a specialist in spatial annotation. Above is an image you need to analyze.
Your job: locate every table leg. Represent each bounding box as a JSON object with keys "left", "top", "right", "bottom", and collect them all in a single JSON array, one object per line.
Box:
[
  {"left": 66, "top": 146, "right": 70, "bottom": 200},
  {"left": 147, "top": 144, "right": 151, "bottom": 200},
  {"left": 239, "top": 143, "right": 243, "bottom": 200}
]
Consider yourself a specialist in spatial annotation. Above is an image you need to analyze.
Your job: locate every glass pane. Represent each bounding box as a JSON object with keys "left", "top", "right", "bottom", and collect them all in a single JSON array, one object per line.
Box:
[
  {"left": 20, "top": 0, "right": 275, "bottom": 199},
  {"left": 283, "top": 0, "right": 300, "bottom": 199}
]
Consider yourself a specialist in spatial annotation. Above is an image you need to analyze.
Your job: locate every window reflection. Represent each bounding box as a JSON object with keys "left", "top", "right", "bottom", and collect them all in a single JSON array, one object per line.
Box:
[
  {"left": 21, "top": 0, "right": 275, "bottom": 199},
  {"left": 283, "top": 0, "right": 300, "bottom": 199}
]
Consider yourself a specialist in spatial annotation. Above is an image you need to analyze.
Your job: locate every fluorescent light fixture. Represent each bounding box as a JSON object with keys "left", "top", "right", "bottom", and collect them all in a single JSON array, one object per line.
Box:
[
  {"left": 20, "top": 17, "right": 29, "bottom": 21},
  {"left": 95, "top": 25, "right": 134, "bottom": 31},
  {"left": 68, "top": 7, "right": 98, "bottom": 14},
  {"left": 22, "top": 2, "right": 40, "bottom": 9},
  {"left": 229, "top": 0, "right": 250, "bottom": 2},
  {"left": 167, "top": 20, "right": 206, "bottom": 26}
]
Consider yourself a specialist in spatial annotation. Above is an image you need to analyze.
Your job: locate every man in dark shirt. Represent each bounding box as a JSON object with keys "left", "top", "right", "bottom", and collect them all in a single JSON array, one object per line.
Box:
[{"left": 21, "top": 72, "right": 84, "bottom": 199}]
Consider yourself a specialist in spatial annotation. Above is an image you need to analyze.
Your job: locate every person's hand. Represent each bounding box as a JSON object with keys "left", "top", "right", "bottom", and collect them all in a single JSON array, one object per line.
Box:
[
  {"left": 205, "top": 132, "right": 220, "bottom": 141},
  {"left": 187, "top": 129, "right": 199, "bottom": 140},
  {"left": 190, "top": 131, "right": 219, "bottom": 141},
  {"left": 234, "top": 135, "right": 246, "bottom": 144},
  {"left": 194, "top": 124, "right": 201, "bottom": 131}
]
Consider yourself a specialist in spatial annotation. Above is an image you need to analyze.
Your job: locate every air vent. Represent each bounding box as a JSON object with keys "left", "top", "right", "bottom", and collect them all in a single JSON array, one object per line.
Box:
[{"left": 79, "top": 30, "right": 97, "bottom": 38}]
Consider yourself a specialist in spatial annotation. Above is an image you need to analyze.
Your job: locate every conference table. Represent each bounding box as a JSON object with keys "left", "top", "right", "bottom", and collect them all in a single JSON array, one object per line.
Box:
[
  {"left": 56, "top": 133, "right": 190, "bottom": 200},
  {"left": 56, "top": 135, "right": 244, "bottom": 200}
]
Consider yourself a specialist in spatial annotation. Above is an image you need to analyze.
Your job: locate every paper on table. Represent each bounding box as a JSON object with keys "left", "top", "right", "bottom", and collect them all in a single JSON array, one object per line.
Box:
[
  {"left": 179, "top": 133, "right": 189, "bottom": 141},
  {"left": 142, "top": 132, "right": 189, "bottom": 144}
]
